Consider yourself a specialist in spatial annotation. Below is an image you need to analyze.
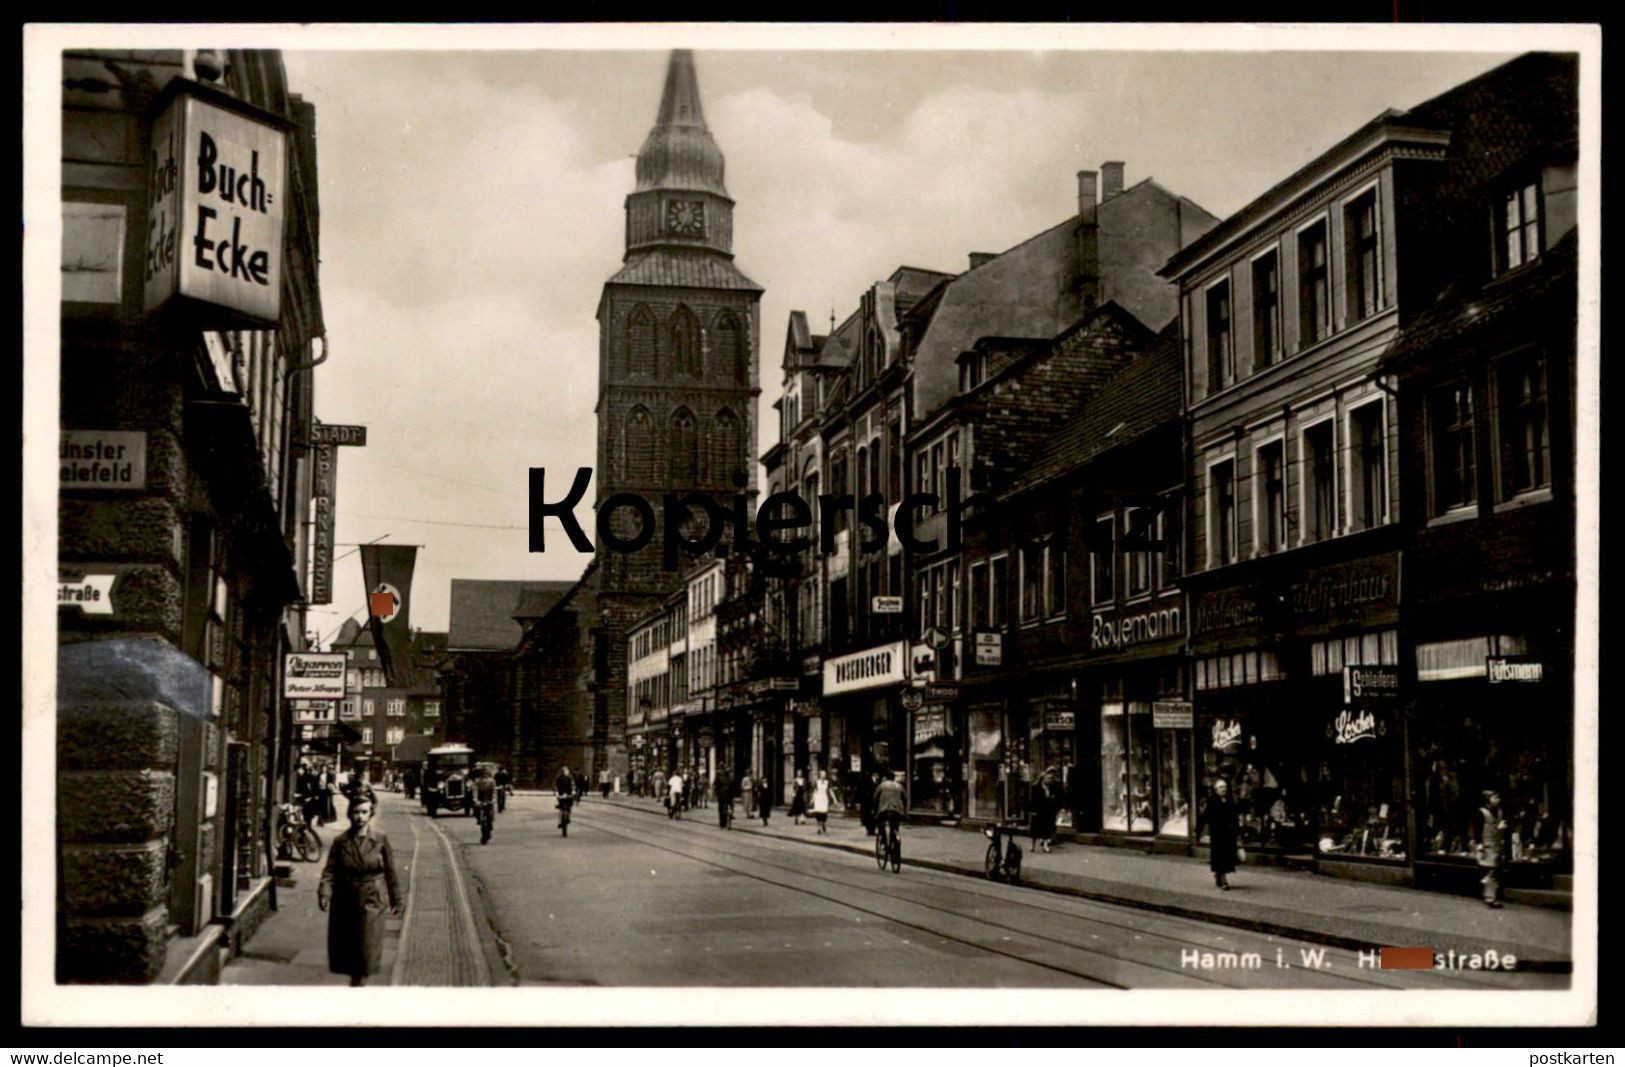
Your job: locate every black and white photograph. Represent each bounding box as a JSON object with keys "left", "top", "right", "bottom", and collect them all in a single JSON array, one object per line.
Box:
[{"left": 22, "top": 22, "right": 1598, "bottom": 1030}]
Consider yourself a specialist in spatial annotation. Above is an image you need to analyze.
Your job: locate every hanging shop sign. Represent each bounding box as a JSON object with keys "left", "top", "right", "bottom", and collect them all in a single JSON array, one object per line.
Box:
[
  {"left": 922, "top": 626, "right": 950, "bottom": 651},
  {"left": 311, "top": 423, "right": 368, "bottom": 447},
  {"left": 803, "top": 654, "right": 823, "bottom": 677},
  {"left": 871, "top": 595, "right": 904, "bottom": 614},
  {"left": 1152, "top": 700, "right": 1193, "bottom": 729},
  {"left": 973, "top": 629, "right": 1003, "bottom": 667},
  {"left": 60, "top": 431, "right": 146, "bottom": 490},
  {"left": 283, "top": 652, "right": 346, "bottom": 700},
  {"left": 145, "top": 82, "right": 291, "bottom": 324},
  {"left": 788, "top": 698, "right": 822, "bottom": 717},
  {"left": 1486, "top": 657, "right": 1544, "bottom": 684},
  {"left": 1043, "top": 708, "right": 1076, "bottom": 732},
  {"left": 911, "top": 645, "right": 937, "bottom": 682},
  {"left": 912, "top": 708, "right": 950, "bottom": 745},
  {"left": 823, "top": 641, "right": 907, "bottom": 695},
  {"left": 1343, "top": 664, "right": 1400, "bottom": 705},
  {"left": 899, "top": 688, "right": 924, "bottom": 713}
]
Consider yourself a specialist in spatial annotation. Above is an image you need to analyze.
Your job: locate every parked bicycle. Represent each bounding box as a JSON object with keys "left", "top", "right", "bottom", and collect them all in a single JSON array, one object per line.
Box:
[
  {"left": 277, "top": 802, "right": 321, "bottom": 862},
  {"left": 983, "top": 820, "right": 1024, "bottom": 884}
]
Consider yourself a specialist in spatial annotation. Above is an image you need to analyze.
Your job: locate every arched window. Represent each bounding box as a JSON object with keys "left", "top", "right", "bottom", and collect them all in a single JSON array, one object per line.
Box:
[
  {"left": 624, "top": 406, "right": 654, "bottom": 483},
  {"left": 626, "top": 305, "right": 657, "bottom": 378},
  {"left": 715, "top": 311, "right": 748, "bottom": 384},
  {"left": 712, "top": 408, "right": 740, "bottom": 485},
  {"left": 670, "top": 306, "right": 701, "bottom": 377},
  {"left": 670, "top": 407, "right": 699, "bottom": 484}
]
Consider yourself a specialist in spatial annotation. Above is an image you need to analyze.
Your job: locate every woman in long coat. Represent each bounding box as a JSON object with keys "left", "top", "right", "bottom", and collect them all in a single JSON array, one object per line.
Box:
[
  {"left": 758, "top": 774, "right": 773, "bottom": 826},
  {"left": 1206, "top": 777, "right": 1240, "bottom": 890},
  {"left": 318, "top": 793, "right": 403, "bottom": 985},
  {"left": 789, "top": 771, "right": 808, "bottom": 825},
  {"left": 1029, "top": 769, "right": 1060, "bottom": 853}
]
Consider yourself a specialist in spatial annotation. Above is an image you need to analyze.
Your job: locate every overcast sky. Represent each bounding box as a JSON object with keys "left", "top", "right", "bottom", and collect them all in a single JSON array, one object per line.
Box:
[{"left": 262, "top": 32, "right": 1526, "bottom": 640}]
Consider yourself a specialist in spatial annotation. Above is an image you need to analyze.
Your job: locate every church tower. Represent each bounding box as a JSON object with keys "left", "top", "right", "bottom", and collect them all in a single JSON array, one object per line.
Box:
[{"left": 591, "top": 50, "right": 762, "bottom": 772}]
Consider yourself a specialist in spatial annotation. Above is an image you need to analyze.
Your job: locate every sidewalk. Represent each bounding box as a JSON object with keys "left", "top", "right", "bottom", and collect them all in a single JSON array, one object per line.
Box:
[
  {"left": 220, "top": 794, "right": 409, "bottom": 985},
  {"left": 602, "top": 793, "right": 1573, "bottom": 969}
]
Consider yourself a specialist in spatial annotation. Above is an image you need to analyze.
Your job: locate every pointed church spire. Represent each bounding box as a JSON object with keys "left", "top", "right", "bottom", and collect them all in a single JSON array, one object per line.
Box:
[
  {"left": 634, "top": 50, "right": 727, "bottom": 197},
  {"left": 655, "top": 49, "right": 707, "bottom": 130}
]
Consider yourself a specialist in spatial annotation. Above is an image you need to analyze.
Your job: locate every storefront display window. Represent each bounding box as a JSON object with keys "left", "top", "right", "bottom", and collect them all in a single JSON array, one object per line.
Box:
[
  {"left": 968, "top": 704, "right": 1002, "bottom": 820},
  {"left": 1316, "top": 705, "right": 1407, "bottom": 861},
  {"left": 1157, "top": 727, "right": 1190, "bottom": 837},
  {"left": 910, "top": 706, "right": 961, "bottom": 816},
  {"left": 1031, "top": 700, "right": 1076, "bottom": 828},
  {"left": 1100, "top": 700, "right": 1153, "bottom": 832}
]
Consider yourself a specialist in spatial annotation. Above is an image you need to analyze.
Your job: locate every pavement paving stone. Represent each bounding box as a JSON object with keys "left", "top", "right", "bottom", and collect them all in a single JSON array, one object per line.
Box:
[{"left": 599, "top": 793, "right": 1572, "bottom": 967}]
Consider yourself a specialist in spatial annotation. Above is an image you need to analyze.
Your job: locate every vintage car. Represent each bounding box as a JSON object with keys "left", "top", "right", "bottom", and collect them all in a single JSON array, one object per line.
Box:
[{"left": 422, "top": 743, "right": 476, "bottom": 817}]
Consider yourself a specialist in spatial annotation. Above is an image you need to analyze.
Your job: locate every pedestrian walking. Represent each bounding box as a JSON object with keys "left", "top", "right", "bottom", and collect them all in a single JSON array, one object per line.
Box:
[
  {"left": 599, "top": 767, "right": 611, "bottom": 799},
  {"left": 555, "top": 766, "right": 575, "bottom": 836},
  {"left": 652, "top": 769, "right": 666, "bottom": 808},
  {"left": 758, "top": 774, "right": 773, "bottom": 826},
  {"left": 1030, "top": 768, "right": 1061, "bottom": 853},
  {"left": 667, "top": 769, "right": 685, "bottom": 819},
  {"left": 1206, "top": 778, "right": 1240, "bottom": 890},
  {"left": 495, "top": 765, "right": 511, "bottom": 812},
  {"left": 697, "top": 770, "right": 709, "bottom": 808},
  {"left": 317, "top": 793, "right": 402, "bottom": 986},
  {"left": 740, "top": 771, "right": 755, "bottom": 819},
  {"left": 713, "top": 765, "right": 734, "bottom": 828},
  {"left": 1476, "top": 789, "right": 1508, "bottom": 908},
  {"left": 789, "top": 771, "right": 808, "bottom": 826},
  {"left": 812, "top": 769, "right": 831, "bottom": 835},
  {"left": 857, "top": 770, "right": 879, "bottom": 836}
]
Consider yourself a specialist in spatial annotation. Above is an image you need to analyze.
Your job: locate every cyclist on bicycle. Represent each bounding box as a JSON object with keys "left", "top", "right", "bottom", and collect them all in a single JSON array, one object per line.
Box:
[
  {"left": 873, "top": 769, "right": 907, "bottom": 852},
  {"left": 470, "top": 766, "right": 497, "bottom": 844}
]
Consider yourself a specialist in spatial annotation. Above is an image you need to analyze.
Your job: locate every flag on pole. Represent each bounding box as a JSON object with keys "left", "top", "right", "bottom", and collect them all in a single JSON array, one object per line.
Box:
[{"left": 359, "top": 544, "right": 417, "bottom": 688}]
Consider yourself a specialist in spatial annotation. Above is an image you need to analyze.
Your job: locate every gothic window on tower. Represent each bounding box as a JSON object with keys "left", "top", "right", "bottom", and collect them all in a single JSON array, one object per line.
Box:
[
  {"left": 715, "top": 311, "right": 747, "bottom": 383},
  {"left": 625, "top": 406, "right": 655, "bottom": 483},
  {"left": 670, "top": 407, "right": 700, "bottom": 483},
  {"left": 670, "top": 306, "right": 701, "bottom": 377},
  {"left": 627, "top": 305, "right": 657, "bottom": 377},
  {"left": 712, "top": 408, "right": 740, "bottom": 485}
]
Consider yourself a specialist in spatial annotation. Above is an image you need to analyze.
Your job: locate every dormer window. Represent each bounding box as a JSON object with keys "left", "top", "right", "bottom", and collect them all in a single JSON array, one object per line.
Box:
[{"left": 1495, "top": 180, "right": 1542, "bottom": 274}]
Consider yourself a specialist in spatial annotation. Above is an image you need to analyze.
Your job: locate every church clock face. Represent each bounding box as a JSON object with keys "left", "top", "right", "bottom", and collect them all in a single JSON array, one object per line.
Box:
[{"left": 666, "top": 199, "right": 706, "bottom": 237}]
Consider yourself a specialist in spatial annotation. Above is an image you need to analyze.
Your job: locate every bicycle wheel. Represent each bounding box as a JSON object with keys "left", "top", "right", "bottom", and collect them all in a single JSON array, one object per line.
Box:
[
  {"left": 890, "top": 835, "right": 902, "bottom": 873},
  {"left": 984, "top": 841, "right": 1003, "bottom": 881},
  {"left": 874, "top": 828, "right": 888, "bottom": 870},
  {"left": 297, "top": 828, "right": 320, "bottom": 862}
]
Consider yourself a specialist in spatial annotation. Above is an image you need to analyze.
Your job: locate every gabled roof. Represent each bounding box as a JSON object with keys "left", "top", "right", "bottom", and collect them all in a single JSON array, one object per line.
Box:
[
  {"left": 448, "top": 579, "right": 578, "bottom": 651},
  {"left": 1005, "top": 320, "right": 1183, "bottom": 499},
  {"left": 605, "top": 249, "right": 762, "bottom": 292}
]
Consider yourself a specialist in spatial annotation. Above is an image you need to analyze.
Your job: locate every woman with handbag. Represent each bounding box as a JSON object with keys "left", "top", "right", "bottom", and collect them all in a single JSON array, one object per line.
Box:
[{"left": 1206, "top": 777, "right": 1241, "bottom": 891}]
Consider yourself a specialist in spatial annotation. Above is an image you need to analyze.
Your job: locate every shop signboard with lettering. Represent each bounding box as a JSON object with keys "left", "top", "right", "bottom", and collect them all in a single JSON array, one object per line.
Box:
[
  {"left": 58, "top": 566, "right": 129, "bottom": 616},
  {"left": 1152, "top": 700, "right": 1193, "bottom": 729},
  {"left": 312, "top": 423, "right": 368, "bottom": 447},
  {"left": 824, "top": 642, "right": 908, "bottom": 695},
  {"left": 283, "top": 653, "right": 346, "bottom": 699},
  {"left": 1327, "top": 706, "right": 1388, "bottom": 745},
  {"left": 1343, "top": 664, "right": 1400, "bottom": 705},
  {"left": 1486, "top": 657, "right": 1544, "bottom": 684},
  {"left": 913, "top": 708, "right": 949, "bottom": 745},
  {"left": 871, "top": 595, "right": 903, "bottom": 614},
  {"left": 145, "top": 84, "right": 290, "bottom": 323},
  {"left": 973, "top": 629, "right": 1003, "bottom": 667},
  {"left": 60, "top": 431, "right": 146, "bottom": 490},
  {"left": 1090, "top": 595, "right": 1185, "bottom": 652},
  {"left": 310, "top": 441, "right": 337, "bottom": 604},
  {"left": 1043, "top": 708, "right": 1076, "bottom": 732},
  {"left": 1193, "top": 552, "right": 1400, "bottom": 649}
]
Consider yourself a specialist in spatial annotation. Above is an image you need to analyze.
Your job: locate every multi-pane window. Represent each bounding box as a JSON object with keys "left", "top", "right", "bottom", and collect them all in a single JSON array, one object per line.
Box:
[
  {"left": 1258, "top": 440, "right": 1286, "bottom": 554},
  {"left": 361, "top": 726, "right": 373, "bottom": 745},
  {"left": 1210, "top": 460, "right": 1236, "bottom": 565},
  {"left": 1497, "top": 352, "right": 1550, "bottom": 498},
  {"left": 1253, "top": 251, "right": 1280, "bottom": 367},
  {"left": 1158, "top": 492, "right": 1182, "bottom": 586},
  {"left": 1304, "top": 421, "right": 1336, "bottom": 542},
  {"left": 387, "top": 697, "right": 405, "bottom": 717},
  {"left": 1497, "top": 181, "right": 1541, "bottom": 274},
  {"left": 1298, "top": 221, "right": 1329, "bottom": 347},
  {"left": 423, "top": 700, "right": 439, "bottom": 719},
  {"left": 1125, "top": 507, "right": 1153, "bottom": 596},
  {"left": 1091, "top": 516, "right": 1116, "bottom": 604},
  {"left": 1020, "top": 542, "right": 1044, "bottom": 622},
  {"left": 1430, "top": 383, "right": 1477, "bottom": 515},
  {"left": 989, "top": 554, "right": 1008, "bottom": 627},
  {"left": 1044, "top": 542, "right": 1065, "bottom": 618},
  {"left": 1206, "top": 280, "right": 1233, "bottom": 391},
  {"left": 1346, "top": 191, "right": 1380, "bottom": 322},
  {"left": 386, "top": 727, "right": 405, "bottom": 746},
  {"left": 1350, "top": 403, "right": 1386, "bottom": 531},
  {"left": 362, "top": 698, "right": 375, "bottom": 718}
]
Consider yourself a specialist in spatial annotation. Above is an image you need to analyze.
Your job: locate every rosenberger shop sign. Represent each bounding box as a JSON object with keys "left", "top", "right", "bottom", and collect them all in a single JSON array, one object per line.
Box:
[
  {"left": 823, "top": 641, "right": 908, "bottom": 696},
  {"left": 145, "top": 83, "right": 289, "bottom": 324}
]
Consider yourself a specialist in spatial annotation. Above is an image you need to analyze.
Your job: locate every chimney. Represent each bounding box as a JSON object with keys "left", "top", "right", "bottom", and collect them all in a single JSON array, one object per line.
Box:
[
  {"left": 969, "top": 252, "right": 997, "bottom": 270},
  {"left": 1101, "top": 161, "right": 1125, "bottom": 201},
  {"left": 1077, "top": 169, "right": 1098, "bottom": 223}
]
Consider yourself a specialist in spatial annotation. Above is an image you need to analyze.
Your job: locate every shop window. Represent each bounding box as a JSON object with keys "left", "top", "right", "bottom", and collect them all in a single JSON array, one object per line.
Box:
[
  {"left": 1206, "top": 279, "right": 1233, "bottom": 390},
  {"left": 910, "top": 704, "right": 961, "bottom": 817},
  {"left": 1495, "top": 179, "right": 1542, "bottom": 275},
  {"left": 1345, "top": 190, "right": 1381, "bottom": 323},
  {"left": 1495, "top": 351, "right": 1550, "bottom": 499},
  {"left": 1090, "top": 516, "right": 1115, "bottom": 604},
  {"left": 968, "top": 704, "right": 1004, "bottom": 821},
  {"left": 1429, "top": 382, "right": 1477, "bottom": 515},
  {"left": 1157, "top": 728, "right": 1191, "bottom": 838},
  {"left": 1208, "top": 460, "right": 1236, "bottom": 565},
  {"left": 1349, "top": 402, "right": 1386, "bottom": 531},
  {"left": 989, "top": 554, "right": 1008, "bottom": 627},
  {"left": 1101, "top": 701, "right": 1154, "bottom": 832},
  {"left": 1252, "top": 250, "right": 1280, "bottom": 367},
  {"left": 1302, "top": 421, "right": 1336, "bottom": 542},
  {"left": 1257, "top": 440, "right": 1286, "bottom": 553},
  {"left": 1298, "top": 220, "right": 1330, "bottom": 347}
]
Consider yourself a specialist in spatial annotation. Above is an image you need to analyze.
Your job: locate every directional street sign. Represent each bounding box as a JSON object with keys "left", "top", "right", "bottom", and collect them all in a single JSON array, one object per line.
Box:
[{"left": 923, "top": 626, "right": 949, "bottom": 651}]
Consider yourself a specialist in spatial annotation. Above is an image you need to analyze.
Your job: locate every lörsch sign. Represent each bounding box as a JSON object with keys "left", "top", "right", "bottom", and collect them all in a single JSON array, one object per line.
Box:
[{"left": 145, "top": 82, "right": 289, "bottom": 324}]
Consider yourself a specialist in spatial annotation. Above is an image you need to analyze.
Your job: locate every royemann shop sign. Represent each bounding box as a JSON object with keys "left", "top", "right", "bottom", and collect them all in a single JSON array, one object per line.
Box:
[{"left": 144, "top": 81, "right": 292, "bottom": 325}]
